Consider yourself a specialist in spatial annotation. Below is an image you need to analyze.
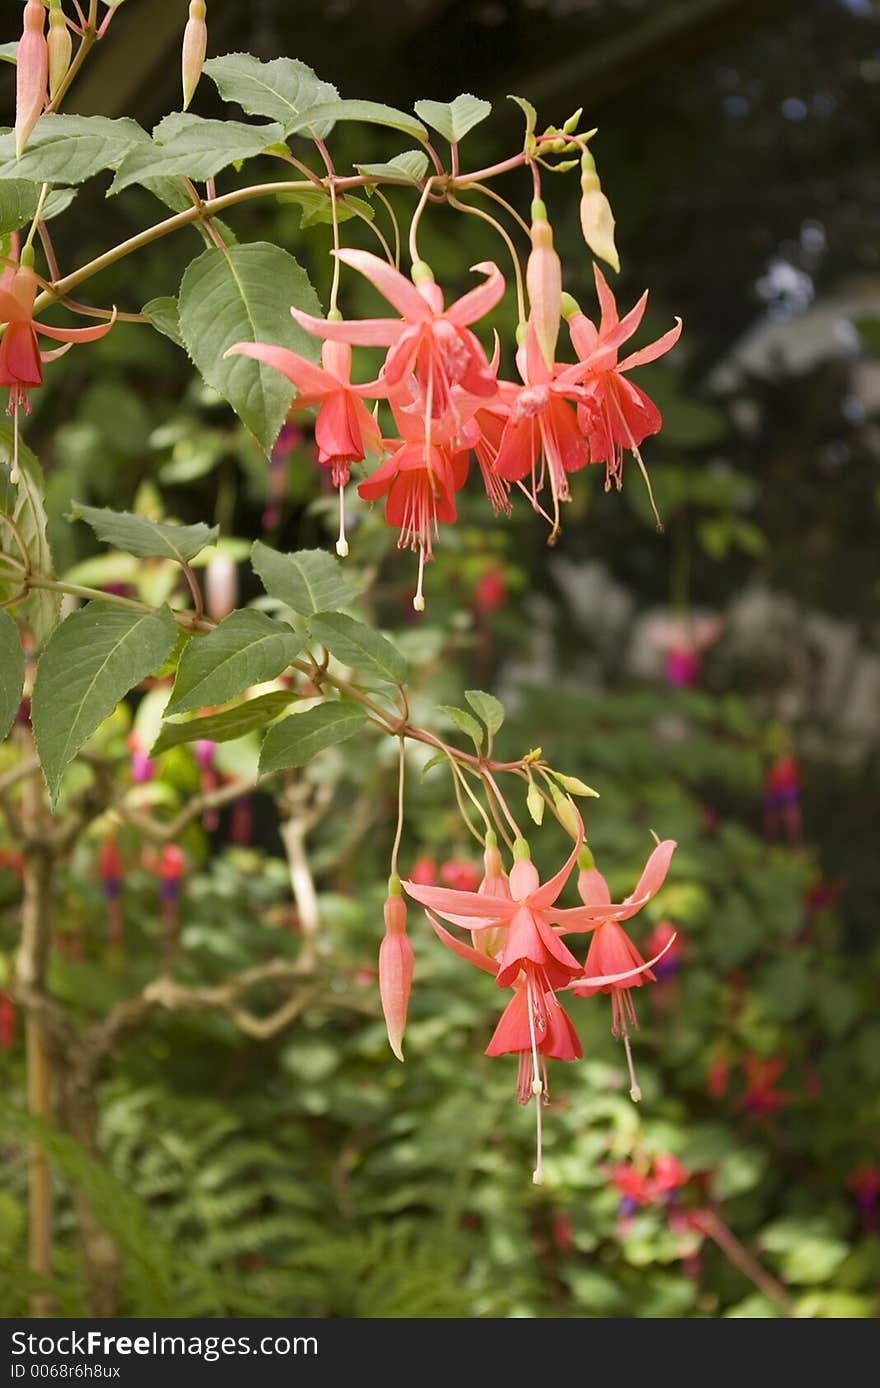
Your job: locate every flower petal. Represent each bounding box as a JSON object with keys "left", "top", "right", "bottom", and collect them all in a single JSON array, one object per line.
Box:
[
  {"left": 444, "top": 261, "right": 506, "bottom": 328},
  {"left": 403, "top": 878, "right": 517, "bottom": 923},
  {"left": 335, "top": 248, "right": 432, "bottom": 322},
  {"left": 427, "top": 914, "right": 498, "bottom": 975},
  {"left": 617, "top": 318, "right": 682, "bottom": 372},
  {"left": 35, "top": 308, "right": 117, "bottom": 344},
  {"left": 290, "top": 305, "right": 404, "bottom": 347},
  {"left": 617, "top": 838, "right": 676, "bottom": 921},
  {"left": 225, "top": 341, "right": 335, "bottom": 395}
]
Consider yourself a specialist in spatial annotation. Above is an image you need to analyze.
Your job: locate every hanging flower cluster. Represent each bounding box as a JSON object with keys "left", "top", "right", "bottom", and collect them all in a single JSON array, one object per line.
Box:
[
  {"left": 383, "top": 807, "right": 675, "bottom": 1184},
  {"left": 230, "top": 197, "right": 680, "bottom": 610}
]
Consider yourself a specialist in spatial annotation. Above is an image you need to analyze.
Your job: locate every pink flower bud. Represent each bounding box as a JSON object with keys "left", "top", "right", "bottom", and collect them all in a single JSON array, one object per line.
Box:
[
  {"left": 526, "top": 198, "right": 562, "bottom": 369},
  {"left": 579, "top": 158, "right": 619, "bottom": 274},
  {"left": 379, "top": 894, "right": 413, "bottom": 1062},
  {"left": 181, "top": 0, "right": 207, "bottom": 112},
  {"left": 204, "top": 553, "right": 237, "bottom": 621},
  {"left": 15, "top": 1, "right": 48, "bottom": 160},
  {"left": 47, "top": 1, "right": 72, "bottom": 103}
]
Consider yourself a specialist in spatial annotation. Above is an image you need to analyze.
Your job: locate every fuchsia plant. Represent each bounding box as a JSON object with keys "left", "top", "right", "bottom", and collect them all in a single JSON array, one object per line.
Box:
[{"left": 0, "top": 1, "right": 706, "bottom": 1311}]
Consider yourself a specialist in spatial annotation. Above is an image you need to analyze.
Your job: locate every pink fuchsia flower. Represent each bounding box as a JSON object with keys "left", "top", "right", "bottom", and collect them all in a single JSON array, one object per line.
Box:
[
  {"left": 15, "top": 1, "right": 48, "bottom": 160},
  {"left": 736, "top": 1055, "right": 789, "bottom": 1116},
  {"left": 492, "top": 321, "right": 588, "bottom": 536},
  {"left": 440, "top": 858, "right": 481, "bottom": 893},
  {"left": 1, "top": 238, "right": 116, "bottom": 479},
  {"left": 409, "top": 856, "right": 438, "bottom": 887},
  {"left": 474, "top": 564, "right": 508, "bottom": 614},
  {"left": 181, "top": 0, "right": 208, "bottom": 112},
  {"left": 560, "top": 266, "right": 681, "bottom": 523},
  {"left": 357, "top": 409, "right": 468, "bottom": 610},
  {"left": 568, "top": 839, "right": 676, "bottom": 1099},
  {"left": 226, "top": 336, "right": 383, "bottom": 557},
  {"left": 289, "top": 250, "right": 504, "bottom": 425},
  {"left": 460, "top": 405, "right": 512, "bottom": 516},
  {"left": 126, "top": 732, "right": 155, "bottom": 785},
  {"left": 379, "top": 888, "right": 414, "bottom": 1062},
  {"left": 650, "top": 1153, "right": 690, "bottom": 1199},
  {"left": 525, "top": 199, "right": 563, "bottom": 370},
  {"left": 486, "top": 980, "right": 582, "bottom": 1104},
  {"left": 609, "top": 1162, "right": 653, "bottom": 1217}
]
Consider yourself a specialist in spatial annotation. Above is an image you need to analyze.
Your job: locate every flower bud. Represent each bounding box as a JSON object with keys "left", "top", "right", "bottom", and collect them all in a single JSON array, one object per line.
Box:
[
  {"left": 47, "top": 1, "right": 72, "bottom": 103},
  {"left": 15, "top": 1, "right": 48, "bottom": 160},
  {"left": 526, "top": 199, "right": 562, "bottom": 368},
  {"left": 181, "top": 0, "right": 207, "bottom": 112},
  {"left": 379, "top": 893, "right": 413, "bottom": 1062},
  {"left": 579, "top": 152, "right": 619, "bottom": 274}
]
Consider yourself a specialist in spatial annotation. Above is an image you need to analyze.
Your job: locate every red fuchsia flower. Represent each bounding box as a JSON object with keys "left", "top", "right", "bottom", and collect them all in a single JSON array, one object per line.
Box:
[
  {"left": 440, "top": 858, "right": 481, "bottom": 893},
  {"left": 288, "top": 250, "right": 504, "bottom": 428},
  {"left": 379, "top": 886, "right": 414, "bottom": 1062},
  {"left": 460, "top": 405, "right": 512, "bottom": 516},
  {"left": 230, "top": 795, "right": 252, "bottom": 846},
  {"left": 609, "top": 1162, "right": 653, "bottom": 1216},
  {"left": 492, "top": 320, "right": 588, "bottom": 538},
  {"left": 569, "top": 839, "right": 676, "bottom": 1099},
  {"left": 357, "top": 406, "right": 469, "bottom": 610},
  {"left": 226, "top": 336, "right": 383, "bottom": 557},
  {"left": 848, "top": 1166, "right": 880, "bottom": 1228},
  {"left": 15, "top": 1, "right": 48, "bottom": 160},
  {"left": 486, "top": 977, "right": 582, "bottom": 1105},
  {"left": 126, "top": 732, "right": 154, "bottom": 785},
  {"left": 409, "top": 856, "right": 438, "bottom": 887},
  {"left": 474, "top": 563, "right": 508, "bottom": 614},
  {"left": 707, "top": 1048, "right": 729, "bottom": 1100},
  {"left": 649, "top": 1153, "right": 690, "bottom": 1201},
  {"left": 1, "top": 238, "right": 116, "bottom": 481},
  {"left": 736, "top": 1055, "right": 789, "bottom": 1116},
  {"left": 763, "top": 755, "right": 802, "bottom": 841},
  {"left": 560, "top": 266, "right": 682, "bottom": 524},
  {"left": 98, "top": 836, "right": 123, "bottom": 944},
  {"left": 0, "top": 991, "right": 15, "bottom": 1050}
]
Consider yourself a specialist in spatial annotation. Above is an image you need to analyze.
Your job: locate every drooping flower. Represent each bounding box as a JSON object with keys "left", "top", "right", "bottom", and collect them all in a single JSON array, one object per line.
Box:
[
  {"left": 492, "top": 322, "right": 588, "bottom": 536},
  {"left": 525, "top": 199, "right": 562, "bottom": 369},
  {"left": 288, "top": 250, "right": 504, "bottom": 426},
  {"left": 47, "top": 0, "right": 72, "bottom": 104},
  {"left": 439, "top": 859, "right": 480, "bottom": 893},
  {"left": 378, "top": 888, "right": 414, "bottom": 1062},
  {"left": 226, "top": 336, "right": 383, "bottom": 556},
  {"left": 560, "top": 267, "right": 681, "bottom": 521},
  {"left": 1, "top": 239, "right": 116, "bottom": 481},
  {"left": 578, "top": 147, "right": 619, "bottom": 274},
  {"left": 357, "top": 407, "right": 468, "bottom": 610},
  {"left": 567, "top": 839, "right": 676, "bottom": 1098}
]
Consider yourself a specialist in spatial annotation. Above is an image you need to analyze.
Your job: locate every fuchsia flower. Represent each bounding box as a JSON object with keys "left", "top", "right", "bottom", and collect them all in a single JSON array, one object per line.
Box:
[
  {"left": 289, "top": 249, "right": 504, "bottom": 422},
  {"left": 1, "top": 238, "right": 115, "bottom": 480},
  {"left": 15, "top": 1, "right": 48, "bottom": 160},
  {"left": 737, "top": 1055, "right": 789, "bottom": 1116},
  {"left": 562, "top": 266, "right": 682, "bottom": 521},
  {"left": 439, "top": 859, "right": 481, "bottom": 893}
]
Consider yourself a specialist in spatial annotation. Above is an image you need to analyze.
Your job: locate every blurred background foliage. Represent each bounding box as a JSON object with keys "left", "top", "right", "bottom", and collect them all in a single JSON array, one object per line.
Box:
[{"left": 1, "top": 0, "right": 879, "bottom": 1317}]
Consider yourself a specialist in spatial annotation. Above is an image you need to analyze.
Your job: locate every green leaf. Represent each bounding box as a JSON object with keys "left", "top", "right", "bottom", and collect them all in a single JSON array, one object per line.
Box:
[
  {"left": 413, "top": 95, "right": 492, "bottom": 144},
  {"left": 71, "top": 502, "right": 218, "bottom": 563},
  {"left": 0, "top": 43, "right": 18, "bottom": 65},
  {"left": 0, "top": 610, "right": 24, "bottom": 744},
  {"left": 153, "top": 690, "right": 296, "bottom": 755},
  {"left": 310, "top": 612, "right": 408, "bottom": 687},
  {"left": 32, "top": 602, "right": 177, "bottom": 801},
  {"left": 0, "top": 423, "right": 60, "bottom": 646},
  {"left": 421, "top": 751, "right": 447, "bottom": 777},
  {"left": 251, "top": 541, "right": 361, "bottom": 616},
  {"left": 109, "top": 115, "right": 285, "bottom": 194},
  {"left": 0, "top": 182, "right": 76, "bottom": 236},
  {"left": 142, "top": 296, "right": 184, "bottom": 349},
  {"left": 508, "top": 95, "right": 538, "bottom": 153},
  {"left": 436, "top": 704, "right": 483, "bottom": 749},
  {"left": 464, "top": 688, "right": 504, "bottom": 736},
  {"left": 0, "top": 115, "right": 146, "bottom": 185},
  {"left": 203, "top": 54, "right": 339, "bottom": 138},
  {"left": 166, "top": 610, "right": 305, "bottom": 715},
  {"left": 355, "top": 151, "right": 429, "bottom": 185},
  {"left": 277, "top": 186, "right": 375, "bottom": 227},
  {"left": 288, "top": 100, "right": 428, "bottom": 143},
  {"left": 177, "top": 242, "right": 321, "bottom": 454},
  {"left": 259, "top": 701, "right": 367, "bottom": 773}
]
